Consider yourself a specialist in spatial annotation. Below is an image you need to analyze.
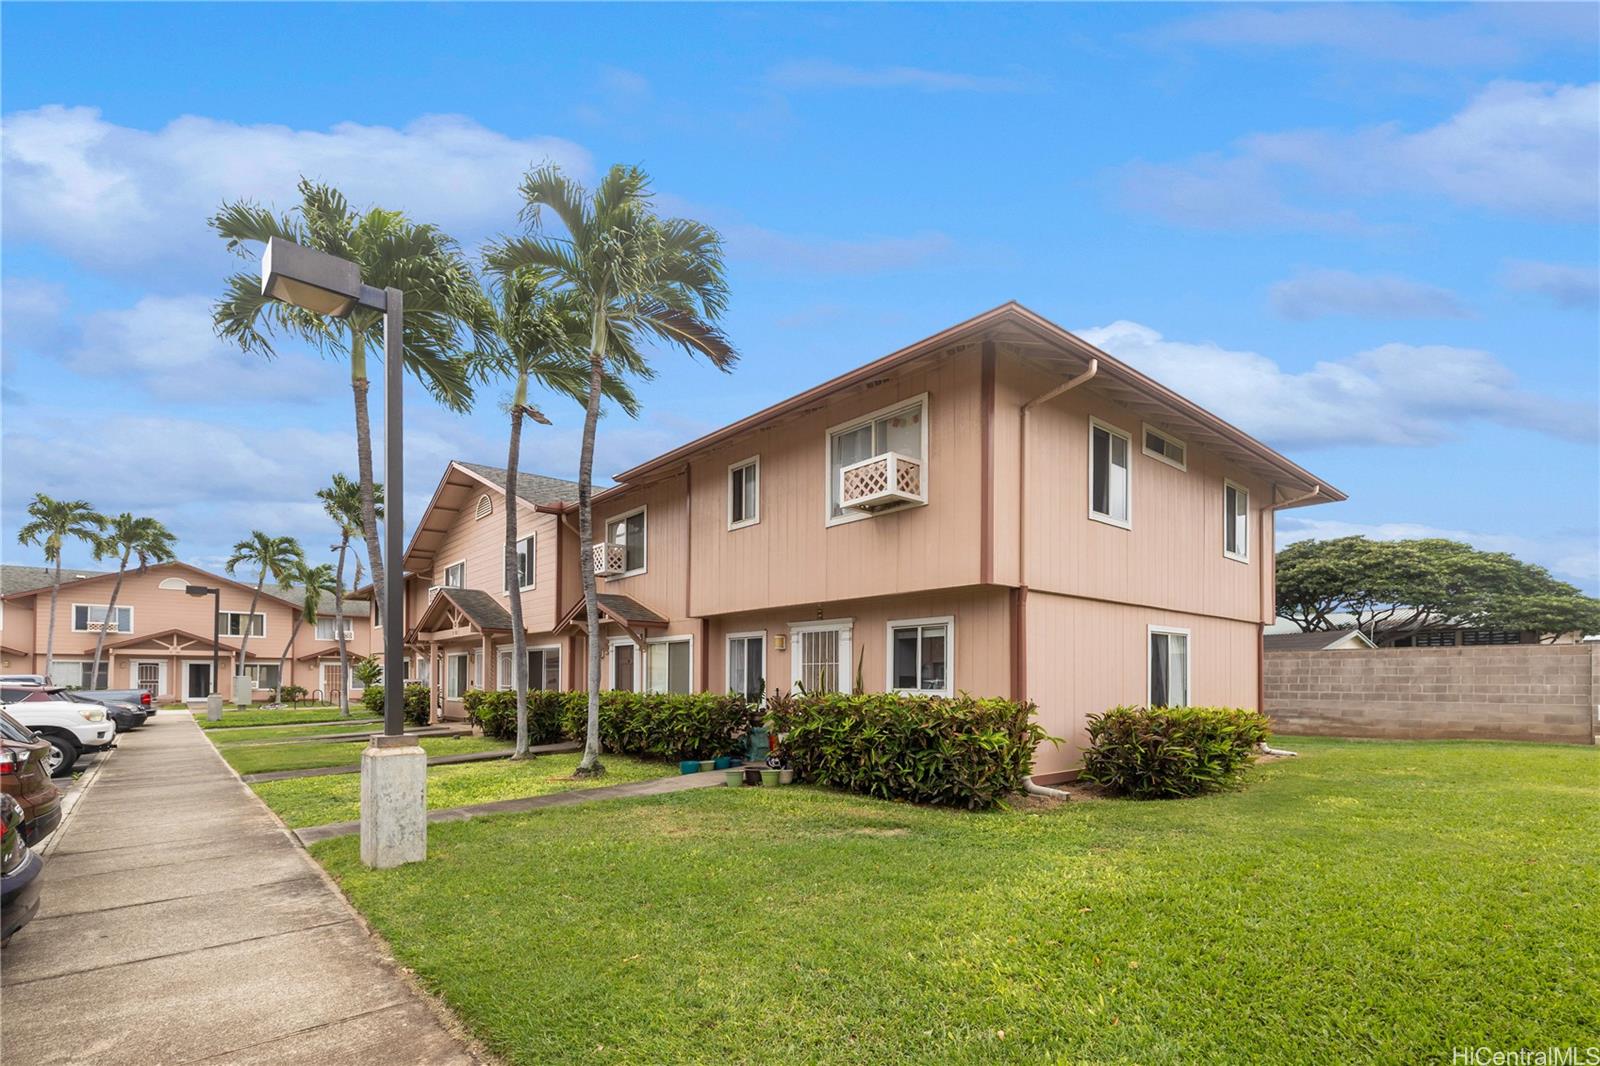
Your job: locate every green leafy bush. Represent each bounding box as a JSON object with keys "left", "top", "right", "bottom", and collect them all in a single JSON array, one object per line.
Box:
[
  {"left": 465, "top": 689, "right": 566, "bottom": 745},
  {"left": 361, "top": 683, "right": 433, "bottom": 726},
  {"left": 279, "top": 684, "right": 307, "bottom": 706},
  {"left": 1080, "top": 705, "right": 1270, "bottom": 799},
  {"left": 767, "top": 691, "right": 1052, "bottom": 810}
]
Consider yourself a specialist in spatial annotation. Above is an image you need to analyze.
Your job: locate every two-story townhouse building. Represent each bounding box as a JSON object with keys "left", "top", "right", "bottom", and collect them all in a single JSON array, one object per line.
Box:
[
  {"left": 401, "top": 303, "right": 1342, "bottom": 779},
  {"left": 0, "top": 560, "right": 377, "bottom": 704}
]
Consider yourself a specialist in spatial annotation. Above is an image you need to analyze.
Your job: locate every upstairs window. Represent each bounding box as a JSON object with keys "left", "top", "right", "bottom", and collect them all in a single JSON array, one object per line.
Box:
[
  {"left": 605, "top": 508, "right": 647, "bottom": 575},
  {"left": 1149, "top": 627, "right": 1189, "bottom": 708},
  {"left": 315, "top": 617, "right": 355, "bottom": 641},
  {"left": 72, "top": 604, "right": 132, "bottom": 633},
  {"left": 728, "top": 457, "right": 760, "bottom": 530},
  {"left": 506, "top": 534, "right": 536, "bottom": 590},
  {"left": 1224, "top": 481, "right": 1249, "bottom": 562},
  {"left": 1089, "top": 419, "right": 1131, "bottom": 528},
  {"left": 220, "top": 611, "right": 266, "bottom": 637},
  {"left": 443, "top": 561, "right": 465, "bottom": 588},
  {"left": 827, "top": 396, "right": 926, "bottom": 522},
  {"left": 1142, "top": 425, "right": 1187, "bottom": 471}
]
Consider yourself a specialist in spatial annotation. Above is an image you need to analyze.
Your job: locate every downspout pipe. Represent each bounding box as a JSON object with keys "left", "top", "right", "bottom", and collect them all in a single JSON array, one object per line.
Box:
[
  {"left": 1256, "top": 483, "right": 1321, "bottom": 757},
  {"left": 1024, "top": 776, "right": 1072, "bottom": 800},
  {"left": 1019, "top": 358, "right": 1098, "bottom": 586}
]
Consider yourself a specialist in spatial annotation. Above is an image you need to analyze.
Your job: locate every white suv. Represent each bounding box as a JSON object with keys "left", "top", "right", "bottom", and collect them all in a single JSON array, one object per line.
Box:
[{"left": 1, "top": 699, "right": 114, "bottom": 775}]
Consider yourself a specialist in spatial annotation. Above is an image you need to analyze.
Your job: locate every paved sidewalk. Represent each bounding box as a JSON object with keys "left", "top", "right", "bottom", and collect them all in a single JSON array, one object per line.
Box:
[
  {"left": 296, "top": 765, "right": 728, "bottom": 845},
  {"left": 0, "top": 712, "right": 480, "bottom": 1066}
]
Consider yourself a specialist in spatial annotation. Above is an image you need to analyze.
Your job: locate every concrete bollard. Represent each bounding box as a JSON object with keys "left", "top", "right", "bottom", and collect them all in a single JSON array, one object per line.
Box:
[
  {"left": 206, "top": 693, "right": 224, "bottom": 721},
  {"left": 359, "top": 735, "right": 428, "bottom": 868}
]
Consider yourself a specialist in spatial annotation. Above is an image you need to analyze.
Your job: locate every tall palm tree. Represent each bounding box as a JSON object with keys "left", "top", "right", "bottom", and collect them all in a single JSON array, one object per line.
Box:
[
  {"left": 471, "top": 271, "right": 640, "bottom": 758},
  {"left": 487, "top": 163, "right": 736, "bottom": 776},
  {"left": 16, "top": 495, "right": 105, "bottom": 681},
  {"left": 88, "top": 514, "right": 177, "bottom": 687},
  {"left": 318, "top": 474, "right": 382, "bottom": 718},
  {"left": 211, "top": 178, "right": 481, "bottom": 623},
  {"left": 274, "top": 561, "right": 336, "bottom": 705},
  {"left": 226, "top": 533, "right": 304, "bottom": 695}
]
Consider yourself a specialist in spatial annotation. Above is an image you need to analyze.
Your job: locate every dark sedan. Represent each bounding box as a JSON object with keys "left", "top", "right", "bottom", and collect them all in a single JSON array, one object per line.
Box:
[
  {"left": 1, "top": 794, "right": 43, "bottom": 946},
  {"left": 1, "top": 711, "right": 64, "bottom": 844}
]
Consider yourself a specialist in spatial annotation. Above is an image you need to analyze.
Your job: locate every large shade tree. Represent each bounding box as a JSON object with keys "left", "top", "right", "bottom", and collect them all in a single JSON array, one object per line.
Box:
[
  {"left": 470, "top": 270, "right": 639, "bottom": 758},
  {"left": 318, "top": 474, "right": 382, "bottom": 718},
  {"left": 226, "top": 532, "right": 305, "bottom": 691},
  {"left": 487, "top": 163, "right": 736, "bottom": 776},
  {"left": 211, "top": 179, "right": 480, "bottom": 623},
  {"left": 1277, "top": 536, "right": 1600, "bottom": 642},
  {"left": 88, "top": 513, "right": 178, "bottom": 687},
  {"left": 16, "top": 494, "right": 105, "bottom": 681}
]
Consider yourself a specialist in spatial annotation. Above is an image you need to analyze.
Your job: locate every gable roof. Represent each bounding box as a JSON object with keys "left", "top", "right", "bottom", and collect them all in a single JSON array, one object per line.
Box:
[
  {"left": 454, "top": 462, "right": 581, "bottom": 508},
  {"left": 411, "top": 587, "right": 514, "bottom": 636},
  {"left": 0, "top": 559, "right": 303, "bottom": 607},
  {"left": 1, "top": 564, "right": 111, "bottom": 597},
  {"left": 556, "top": 593, "right": 668, "bottom": 633},
  {"left": 402, "top": 461, "right": 581, "bottom": 574},
  {"left": 1264, "top": 628, "right": 1377, "bottom": 652},
  {"left": 608, "top": 301, "right": 1344, "bottom": 507}
]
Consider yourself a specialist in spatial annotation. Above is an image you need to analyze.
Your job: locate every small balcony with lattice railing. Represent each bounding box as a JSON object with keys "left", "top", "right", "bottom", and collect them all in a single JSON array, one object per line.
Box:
[{"left": 839, "top": 451, "right": 925, "bottom": 513}]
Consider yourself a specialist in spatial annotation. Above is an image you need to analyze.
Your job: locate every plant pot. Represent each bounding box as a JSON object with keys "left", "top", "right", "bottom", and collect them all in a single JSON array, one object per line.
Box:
[
  {"left": 698, "top": 759, "right": 715, "bottom": 773},
  {"left": 723, "top": 768, "right": 743, "bottom": 787},
  {"left": 714, "top": 756, "right": 733, "bottom": 770},
  {"left": 742, "top": 766, "right": 763, "bottom": 786},
  {"left": 760, "top": 769, "right": 780, "bottom": 787},
  {"left": 679, "top": 759, "right": 701, "bottom": 775},
  {"left": 778, "top": 768, "right": 794, "bottom": 785}
]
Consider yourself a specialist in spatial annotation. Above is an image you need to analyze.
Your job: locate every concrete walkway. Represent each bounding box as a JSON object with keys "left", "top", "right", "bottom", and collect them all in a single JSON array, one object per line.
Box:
[
  {"left": 296, "top": 766, "right": 729, "bottom": 845},
  {"left": 243, "top": 740, "right": 581, "bottom": 783},
  {"left": 0, "top": 712, "right": 481, "bottom": 1066}
]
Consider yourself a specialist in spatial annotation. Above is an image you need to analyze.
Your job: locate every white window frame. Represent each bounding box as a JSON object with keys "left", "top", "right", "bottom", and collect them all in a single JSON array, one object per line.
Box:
[
  {"left": 48, "top": 659, "right": 107, "bottom": 689},
  {"left": 181, "top": 658, "right": 215, "bottom": 701},
  {"left": 494, "top": 643, "right": 562, "bottom": 692},
  {"left": 1147, "top": 625, "right": 1191, "bottom": 709},
  {"left": 1141, "top": 423, "right": 1187, "bottom": 472},
  {"left": 608, "top": 638, "right": 639, "bottom": 690},
  {"left": 643, "top": 635, "right": 694, "bottom": 695},
  {"left": 442, "top": 559, "right": 466, "bottom": 588},
  {"left": 789, "top": 619, "right": 854, "bottom": 693},
  {"left": 1223, "top": 479, "right": 1250, "bottom": 563},
  {"left": 71, "top": 603, "right": 134, "bottom": 634},
  {"left": 444, "top": 652, "right": 471, "bottom": 700},
  {"left": 885, "top": 615, "right": 955, "bottom": 697},
  {"left": 726, "top": 630, "right": 767, "bottom": 701},
  {"left": 219, "top": 611, "right": 267, "bottom": 637},
  {"left": 824, "top": 392, "right": 930, "bottom": 528},
  {"left": 505, "top": 533, "right": 537, "bottom": 592},
  {"left": 242, "top": 662, "right": 282, "bottom": 691},
  {"left": 1088, "top": 416, "right": 1133, "bottom": 530},
  {"left": 604, "top": 505, "right": 648, "bottom": 578},
  {"left": 314, "top": 616, "right": 356, "bottom": 641},
  {"left": 727, "top": 456, "right": 761, "bottom": 531}
]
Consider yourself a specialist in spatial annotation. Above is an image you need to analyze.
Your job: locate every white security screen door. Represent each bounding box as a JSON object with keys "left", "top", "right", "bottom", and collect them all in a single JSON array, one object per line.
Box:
[{"left": 791, "top": 622, "right": 852, "bottom": 694}]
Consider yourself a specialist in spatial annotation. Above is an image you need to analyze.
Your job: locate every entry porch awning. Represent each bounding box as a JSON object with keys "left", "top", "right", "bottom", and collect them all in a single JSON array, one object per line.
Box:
[
  {"left": 409, "top": 587, "right": 513, "bottom": 644},
  {"left": 556, "top": 593, "right": 669, "bottom": 648}
]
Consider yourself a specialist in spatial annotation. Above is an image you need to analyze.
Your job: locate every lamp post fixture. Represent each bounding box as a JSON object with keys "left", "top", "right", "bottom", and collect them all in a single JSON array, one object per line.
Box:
[
  {"left": 184, "top": 585, "right": 223, "bottom": 720},
  {"left": 260, "top": 236, "right": 424, "bottom": 868}
]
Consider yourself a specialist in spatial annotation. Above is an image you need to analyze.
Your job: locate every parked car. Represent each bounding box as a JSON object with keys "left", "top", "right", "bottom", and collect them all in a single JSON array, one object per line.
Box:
[
  {"left": 0, "top": 675, "right": 47, "bottom": 685},
  {"left": 0, "top": 697, "right": 114, "bottom": 776},
  {"left": 0, "top": 685, "right": 148, "bottom": 732},
  {"left": 1, "top": 794, "right": 43, "bottom": 946},
  {"left": 0, "top": 713, "right": 63, "bottom": 844}
]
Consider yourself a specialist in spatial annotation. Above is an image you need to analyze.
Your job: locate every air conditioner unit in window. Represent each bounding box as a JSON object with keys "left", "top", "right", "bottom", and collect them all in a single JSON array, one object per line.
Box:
[
  {"left": 592, "top": 543, "right": 626, "bottom": 576},
  {"left": 839, "top": 451, "right": 925, "bottom": 513}
]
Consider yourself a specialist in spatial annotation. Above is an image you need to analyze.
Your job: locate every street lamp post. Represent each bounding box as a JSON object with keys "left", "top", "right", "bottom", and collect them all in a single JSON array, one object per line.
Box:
[
  {"left": 184, "top": 585, "right": 223, "bottom": 719},
  {"left": 260, "top": 236, "right": 424, "bottom": 868}
]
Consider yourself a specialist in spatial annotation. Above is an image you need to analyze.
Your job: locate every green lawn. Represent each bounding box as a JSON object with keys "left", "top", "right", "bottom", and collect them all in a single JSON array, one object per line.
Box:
[
  {"left": 258, "top": 752, "right": 670, "bottom": 828},
  {"left": 208, "top": 722, "right": 397, "bottom": 745},
  {"left": 219, "top": 735, "right": 512, "bottom": 776},
  {"left": 313, "top": 737, "right": 1599, "bottom": 1064},
  {"left": 194, "top": 706, "right": 378, "bottom": 729}
]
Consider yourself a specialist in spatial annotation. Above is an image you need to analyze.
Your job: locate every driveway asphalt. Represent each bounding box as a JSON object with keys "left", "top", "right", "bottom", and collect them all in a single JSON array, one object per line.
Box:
[{"left": 1, "top": 711, "right": 482, "bottom": 1065}]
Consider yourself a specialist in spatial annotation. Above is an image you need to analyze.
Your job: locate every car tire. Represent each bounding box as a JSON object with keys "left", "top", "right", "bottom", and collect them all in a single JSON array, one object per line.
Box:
[{"left": 39, "top": 732, "right": 78, "bottom": 777}]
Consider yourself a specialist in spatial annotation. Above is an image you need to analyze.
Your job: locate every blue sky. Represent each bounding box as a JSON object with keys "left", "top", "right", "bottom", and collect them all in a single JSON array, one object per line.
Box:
[{"left": 3, "top": 2, "right": 1596, "bottom": 589}]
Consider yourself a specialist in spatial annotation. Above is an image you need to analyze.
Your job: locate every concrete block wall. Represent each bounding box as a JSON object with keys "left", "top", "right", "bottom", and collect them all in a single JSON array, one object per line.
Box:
[{"left": 1263, "top": 644, "right": 1598, "bottom": 745}]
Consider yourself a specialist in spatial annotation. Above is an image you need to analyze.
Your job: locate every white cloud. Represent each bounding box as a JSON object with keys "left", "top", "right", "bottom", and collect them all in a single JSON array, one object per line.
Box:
[
  {"left": 1, "top": 106, "right": 591, "bottom": 275},
  {"left": 768, "top": 59, "right": 1025, "bottom": 93},
  {"left": 1269, "top": 269, "right": 1470, "bottom": 320},
  {"left": 1277, "top": 517, "right": 1599, "bottom": 586},
  {"left": 726, "top": 226, "right": 952, "bottom": 275},
  {"left": 1078, "top": 320, "right": 1596, "bottom": 447},
  {"left": 1120, "top": 81, "right": 1599, "bottom": 229},
  {"left": 1500, "top": 260, "right": 1600, "bottom": 310},
  {"left": 64, "top": 293, "right": 339, "bottom": 402},
  {"left": 1, "top": 277, "right": 69, "bottom": 347}
]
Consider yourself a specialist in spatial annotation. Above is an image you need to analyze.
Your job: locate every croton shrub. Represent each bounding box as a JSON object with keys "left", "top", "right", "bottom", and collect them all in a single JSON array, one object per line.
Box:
[
  {"left": 467, "top": 689, "right": 760, "bottom": 760},
  {"left": 1080, "top": 705, "right": 1270, "bottom": 799}
]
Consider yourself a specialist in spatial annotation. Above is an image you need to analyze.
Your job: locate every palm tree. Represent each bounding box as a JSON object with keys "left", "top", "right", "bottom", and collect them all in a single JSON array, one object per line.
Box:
[
  {"left": 487, "top": 163, "right": 736, "bottom": 776},
  {"left": 88, "top": 514, "right": 177, "bottom": 687},
  {"left": 211, "top": 178, "right": 481, "bottom": 624},
  {"left": 274, "top": 561, "right": 336, "bottom": 706},
  {"left": 318, "top": 474, "right": 382, "bottom": 718},
  {"left": 226, "top": 533, "right": 304, "bottom": 698},
  {"left": 471, "top": 271, "right": 640, "bottom": 758},
  {"left": 16, "top": 495, "right": 105, "bottom": 681}
]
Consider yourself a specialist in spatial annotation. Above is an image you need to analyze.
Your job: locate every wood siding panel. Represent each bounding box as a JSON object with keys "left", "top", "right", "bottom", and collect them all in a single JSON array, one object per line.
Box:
[{"left": 424, "top": 495, "right": 565, "bottom": 634}]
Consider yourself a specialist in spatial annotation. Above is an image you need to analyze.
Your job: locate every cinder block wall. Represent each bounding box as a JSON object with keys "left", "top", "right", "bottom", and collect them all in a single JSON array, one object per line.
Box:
[{"left": 1264, "top": 644, "right": 1598, "bottom": 745}]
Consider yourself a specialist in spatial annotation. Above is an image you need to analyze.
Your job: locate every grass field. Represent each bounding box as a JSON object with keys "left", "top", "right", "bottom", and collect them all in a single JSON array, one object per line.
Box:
[
  {"left": 256, "top": 752, "right": 670, "bottom": 828},
  {"left": 313, "top": 736, "right": 1599, "bottom": 1064},
  {"left": 194, "top": 706, "right": 380, "bottom": 729},
  {"left": 218, "top": 735, "right": 511, "bottom": 776}
]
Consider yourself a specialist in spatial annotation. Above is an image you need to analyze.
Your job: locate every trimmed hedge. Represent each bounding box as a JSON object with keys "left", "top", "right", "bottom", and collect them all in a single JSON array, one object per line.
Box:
[
  {"left": 1081, "top": 705, "right": 1270, "bottom": 799},
  {"left": 767, "top": 691, "right": 1052, "bottom": 810},
  {"left": 466, "top": 690, "right": 760, "bottom": 760},
  {"left": 360, "top": 683, "right": 433, "bottom": 727}
]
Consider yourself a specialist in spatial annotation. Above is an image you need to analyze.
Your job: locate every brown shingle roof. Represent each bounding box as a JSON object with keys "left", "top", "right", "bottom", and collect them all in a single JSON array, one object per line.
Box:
[
  {"left": 432, "top": 588, "right": 514, "bottom": 633},
  {"left": 455, "top": 462, "right": 582, "bottom": 507},
  {"left": 1, "top": 564, "right": 110, "bottom": 596},
  {"left": 557, "top": 593, "right": 668, "bottom": 632}
]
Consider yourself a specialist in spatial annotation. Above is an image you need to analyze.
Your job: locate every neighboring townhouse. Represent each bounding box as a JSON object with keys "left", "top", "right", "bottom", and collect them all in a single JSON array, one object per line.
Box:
[
  {"left": 401, "top": 303, "right": 1343, "bottom": 779},
  {"left": 0, "top": 560, "right": 376, "bottom": 704}
]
